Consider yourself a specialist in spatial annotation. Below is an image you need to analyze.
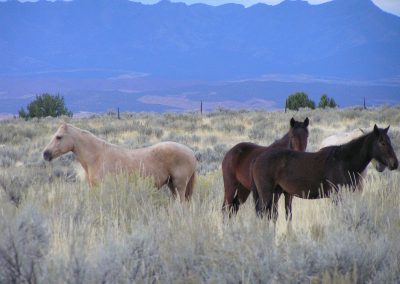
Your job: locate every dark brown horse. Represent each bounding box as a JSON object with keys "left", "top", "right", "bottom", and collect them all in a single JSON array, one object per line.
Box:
[
  {"left": 222, "top": 117, "right": 309, "bottom": 215},
  {"left": 251, "top": 125, "right": 398, "bottom": 221}
]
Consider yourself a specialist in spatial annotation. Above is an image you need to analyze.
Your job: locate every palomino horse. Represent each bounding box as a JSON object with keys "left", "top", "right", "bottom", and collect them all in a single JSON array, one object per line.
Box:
[
  {"left": 43, "top": 123, "right": 197, "bottom": 201},
  {"left": 222, "top": 117, "right": 309, "bottom": 216},
  {"left": 251, "top": 125, "right": 398, "bottom": 220},
  {"left": 320, "top": 128, "right": 386, "bottom": 174}
]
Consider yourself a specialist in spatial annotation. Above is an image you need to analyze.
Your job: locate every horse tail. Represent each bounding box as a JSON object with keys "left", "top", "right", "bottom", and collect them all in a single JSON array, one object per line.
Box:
[
  {"left": 185, "top": 172, "right": 196, "bottom": 201},
  {"left": 251, "top": 181, "right": 259, "bottom": 204},
  {"left": 250, "top": 163, "right": 262, "bottom": 217},
  {"left": 232, "top": 193, "right": 240, "bottom": 208}
]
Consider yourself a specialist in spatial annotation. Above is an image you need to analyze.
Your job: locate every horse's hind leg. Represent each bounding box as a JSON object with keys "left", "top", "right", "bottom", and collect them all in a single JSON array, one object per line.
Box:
[
  {"left": 255, "top": 191, "right": 274, "bottom": 219},
  {"left": 169, "top": 174, "right": 191, "bottom": 202},
  {"left": 184, "top": 172, "right": 196, "bottom": 201},
  {"left": 222, "top": 172, "right": 240, "bottom": 216},
  {"left": 253, "top": 180, "right": 275, "bottom": 219},
  {"left": 167, "top": 176, "right": 178, "bottom": 199},
  {"left": 230, "top": 184, "right": 251, "bottom": 215},
  {"left": 270, "top": 190, "right": 282, "bottom": 222},
  {"left": 284, "top": 192, "right": 293, "bottom": 221},
  {"left": 236, "top": 185, "right": 251, "bottom": 204}
]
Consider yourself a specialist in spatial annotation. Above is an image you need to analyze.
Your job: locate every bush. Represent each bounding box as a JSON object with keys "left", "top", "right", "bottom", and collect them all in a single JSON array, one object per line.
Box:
[
  {"left": 286, "top": 92, "right": 315, "bottom": 110},
  {"left": 318, "top": 94, "right": 337, "bottom": 109},
  {"left": 19, "top": 93, "right": 72, "bottom": 119},
  {"left": 0, "top": 206, "right": 50, "bottom": 283}
]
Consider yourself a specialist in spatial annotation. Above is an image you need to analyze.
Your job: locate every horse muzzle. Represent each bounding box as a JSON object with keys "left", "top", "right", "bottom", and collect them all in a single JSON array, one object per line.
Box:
[
  {"left": 388, "top": 158, "right": 399, "bottom": 170},
  {"left": 43, "top": 150, "right": 53, "bottom": 162},
  {"left": 373, "top": 160, "right": 386, "bottom": 172}
]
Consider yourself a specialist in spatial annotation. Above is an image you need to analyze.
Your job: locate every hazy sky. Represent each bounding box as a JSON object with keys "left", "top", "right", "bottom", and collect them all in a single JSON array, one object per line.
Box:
[
  {"left": 4, "top": 0, "right": 400, "bottom": 16},
  {"left": 136, "top": 0, "right": 400, "bottom": 16}
]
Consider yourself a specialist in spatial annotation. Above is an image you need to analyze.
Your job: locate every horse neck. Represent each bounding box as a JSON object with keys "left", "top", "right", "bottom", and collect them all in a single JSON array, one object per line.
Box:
[
  {"left": 337, "top": 133, "right": 373, "bottom": 173},
  {"left": 70, "top": 127, "right": 106, "bottom": 169},
  {"left": 272, "top": 133, "right": 290, "bottom": 148}
]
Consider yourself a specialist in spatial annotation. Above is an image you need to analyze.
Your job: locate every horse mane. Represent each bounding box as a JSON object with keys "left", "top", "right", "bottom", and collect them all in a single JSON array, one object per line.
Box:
[
  {"left": 334, "top": 132, "right": 370, "bottom": 159},
  {"left": 314, "top": 145, "right": 338, "bottom": 164},
  {"left": 272, "top": 133, "right": 290, "bottom": 147},
  {"left": 68, "top": 124, "right": 114, "bottom": 148}
]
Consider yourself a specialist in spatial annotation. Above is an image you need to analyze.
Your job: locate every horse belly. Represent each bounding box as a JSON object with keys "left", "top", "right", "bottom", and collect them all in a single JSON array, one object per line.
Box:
[
  {"left": 138, "top": 163, "right": 169, "bottom": 188},
  {"left": 279, "top": 177, "right": 324, "bottom": 199}
]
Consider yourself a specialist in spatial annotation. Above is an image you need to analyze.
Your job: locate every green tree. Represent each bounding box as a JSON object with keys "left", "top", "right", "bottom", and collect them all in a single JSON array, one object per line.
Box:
[
  {"left": 19, "top": 93, "right": 72, "bottom": 119},
  {"left": 286, "top": 92, "right": 315, "bottom": 111},
  {"left": 318, "top": 94, "right": 337, "bottom": 109}
]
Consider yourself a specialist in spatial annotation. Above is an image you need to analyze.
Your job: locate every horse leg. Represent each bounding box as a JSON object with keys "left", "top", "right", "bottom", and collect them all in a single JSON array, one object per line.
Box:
[
  {"left": 284, "top": 192, "right": 293, "bottom": 221},
  {"left": 253, "top": 180, "right": 275, "bottom": 219},
  {"left": 166, "top": 171, "right": 190, "bottom": 202},
  {"left": 236, "top": 185, "right": 251, "bottom": 204},
  {"left": 230, "top": 184, "right": 251, "bottom": 215},
  {"left": 167, "top": 176, "right": 178, "bottom": 199},
  {"left": 222, "top": 172, "right": 240, "bottom": 216},
  {"left": 356, "top": 170, "right": 366, "bottom": 192},
  {"left": 184, "top": 172, "right": 196, "bottom": 201},
  {"left": 270, "top": 190, "right": 282, "bottom": 223}
]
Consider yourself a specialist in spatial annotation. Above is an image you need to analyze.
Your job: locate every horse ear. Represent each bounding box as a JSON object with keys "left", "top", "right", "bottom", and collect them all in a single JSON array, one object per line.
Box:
[
  {"left": 290, "top": 117, "right": 295, "bottom": 127},
  {"left": 384, "top": 125, "right": 390, "bottom": 134},
  {"left": 373, "top": 124, "right": 380, "bottom": 136},
  {"left": 304, "top": 117, "right": 309, "bottom": 127}
]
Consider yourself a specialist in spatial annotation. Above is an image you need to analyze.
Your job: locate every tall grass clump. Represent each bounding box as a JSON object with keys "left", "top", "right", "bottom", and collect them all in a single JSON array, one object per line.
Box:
[{"left": 0, "top": 107, "right": 399, "bottom": 282}]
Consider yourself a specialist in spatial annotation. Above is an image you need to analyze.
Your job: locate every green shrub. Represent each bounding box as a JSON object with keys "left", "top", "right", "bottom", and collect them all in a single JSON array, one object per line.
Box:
[
  {"left": 286, "top": 92, "right": 315, "bottom": 110},
  {"left": 19, "top": 93, "right": 72, "bottom": 119},
  {"left": 318, "top": 94, "right": 337, "bottom": 109}
]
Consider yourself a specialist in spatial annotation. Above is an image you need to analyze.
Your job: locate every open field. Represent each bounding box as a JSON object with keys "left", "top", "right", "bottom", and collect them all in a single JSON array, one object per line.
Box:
[{"left": 1, "top": 106, "right": 400, "bottom": 283}]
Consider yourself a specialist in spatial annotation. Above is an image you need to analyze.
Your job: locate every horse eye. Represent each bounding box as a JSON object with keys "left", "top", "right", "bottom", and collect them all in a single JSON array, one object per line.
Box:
[{"left": 56, "top": 136, "right": 62, "bottom": 140}]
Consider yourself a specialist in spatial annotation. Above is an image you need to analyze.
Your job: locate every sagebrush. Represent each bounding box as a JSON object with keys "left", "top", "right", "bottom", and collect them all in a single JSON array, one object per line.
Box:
[{"left": 0, "top": 107, "right": 399, "bottom": 283}]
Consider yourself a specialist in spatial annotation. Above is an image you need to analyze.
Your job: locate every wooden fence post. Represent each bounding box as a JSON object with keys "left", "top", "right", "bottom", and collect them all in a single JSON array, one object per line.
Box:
[{"left": 285, "top": 99, "right": 288, "bottom": 113}]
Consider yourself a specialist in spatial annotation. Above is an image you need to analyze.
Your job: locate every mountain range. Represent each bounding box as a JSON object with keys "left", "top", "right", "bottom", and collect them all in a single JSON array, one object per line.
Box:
[{"left": 0, "top": 0, "right": 399, "bottom": 113}]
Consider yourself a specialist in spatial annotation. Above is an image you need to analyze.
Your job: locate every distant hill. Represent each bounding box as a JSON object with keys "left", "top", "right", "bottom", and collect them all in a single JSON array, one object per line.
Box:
[{"left": 0, "top": 0, "right": 399, "bottom": 113}]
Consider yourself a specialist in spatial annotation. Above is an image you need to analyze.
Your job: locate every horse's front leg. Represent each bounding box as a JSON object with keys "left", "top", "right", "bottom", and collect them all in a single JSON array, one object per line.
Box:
[{"left": 85, "top": 166, "right": 99, "bottom": 188}]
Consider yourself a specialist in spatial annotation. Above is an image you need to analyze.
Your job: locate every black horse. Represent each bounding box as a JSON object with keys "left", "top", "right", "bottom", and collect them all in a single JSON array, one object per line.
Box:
[{"left": 251, "top": 125, "right": 398, "bottom": 221}]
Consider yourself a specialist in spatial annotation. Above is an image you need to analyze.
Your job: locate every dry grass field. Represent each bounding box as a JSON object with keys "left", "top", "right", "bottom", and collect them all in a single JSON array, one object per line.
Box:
[{"left": 1, "top": 106, "right": 400, "bottom": 283}]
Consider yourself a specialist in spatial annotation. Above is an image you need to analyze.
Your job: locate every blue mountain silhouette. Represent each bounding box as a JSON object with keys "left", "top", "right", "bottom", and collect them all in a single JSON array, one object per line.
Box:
[
  {"left": 1, "top": 0, "right": 399, "bottom": 80},
  {"left": 0, "top": 0, "right": 399, "bottom": 113}
]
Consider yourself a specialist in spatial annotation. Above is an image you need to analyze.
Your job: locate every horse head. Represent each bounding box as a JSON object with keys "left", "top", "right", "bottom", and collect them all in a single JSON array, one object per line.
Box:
[
  {"left": 289, "top": 117, "right": 309, "bottom": 152},
  {"left": 43, "top": 123, "right": 75, "bottom": 162},
  {"left": 371, "top": 125, "right": 398, "bottom": 170}
]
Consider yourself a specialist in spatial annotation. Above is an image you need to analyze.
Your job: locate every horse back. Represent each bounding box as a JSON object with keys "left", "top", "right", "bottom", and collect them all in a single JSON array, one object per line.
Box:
[{"left": 222, "top": 142, "right": 269, "bottom": 190}]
